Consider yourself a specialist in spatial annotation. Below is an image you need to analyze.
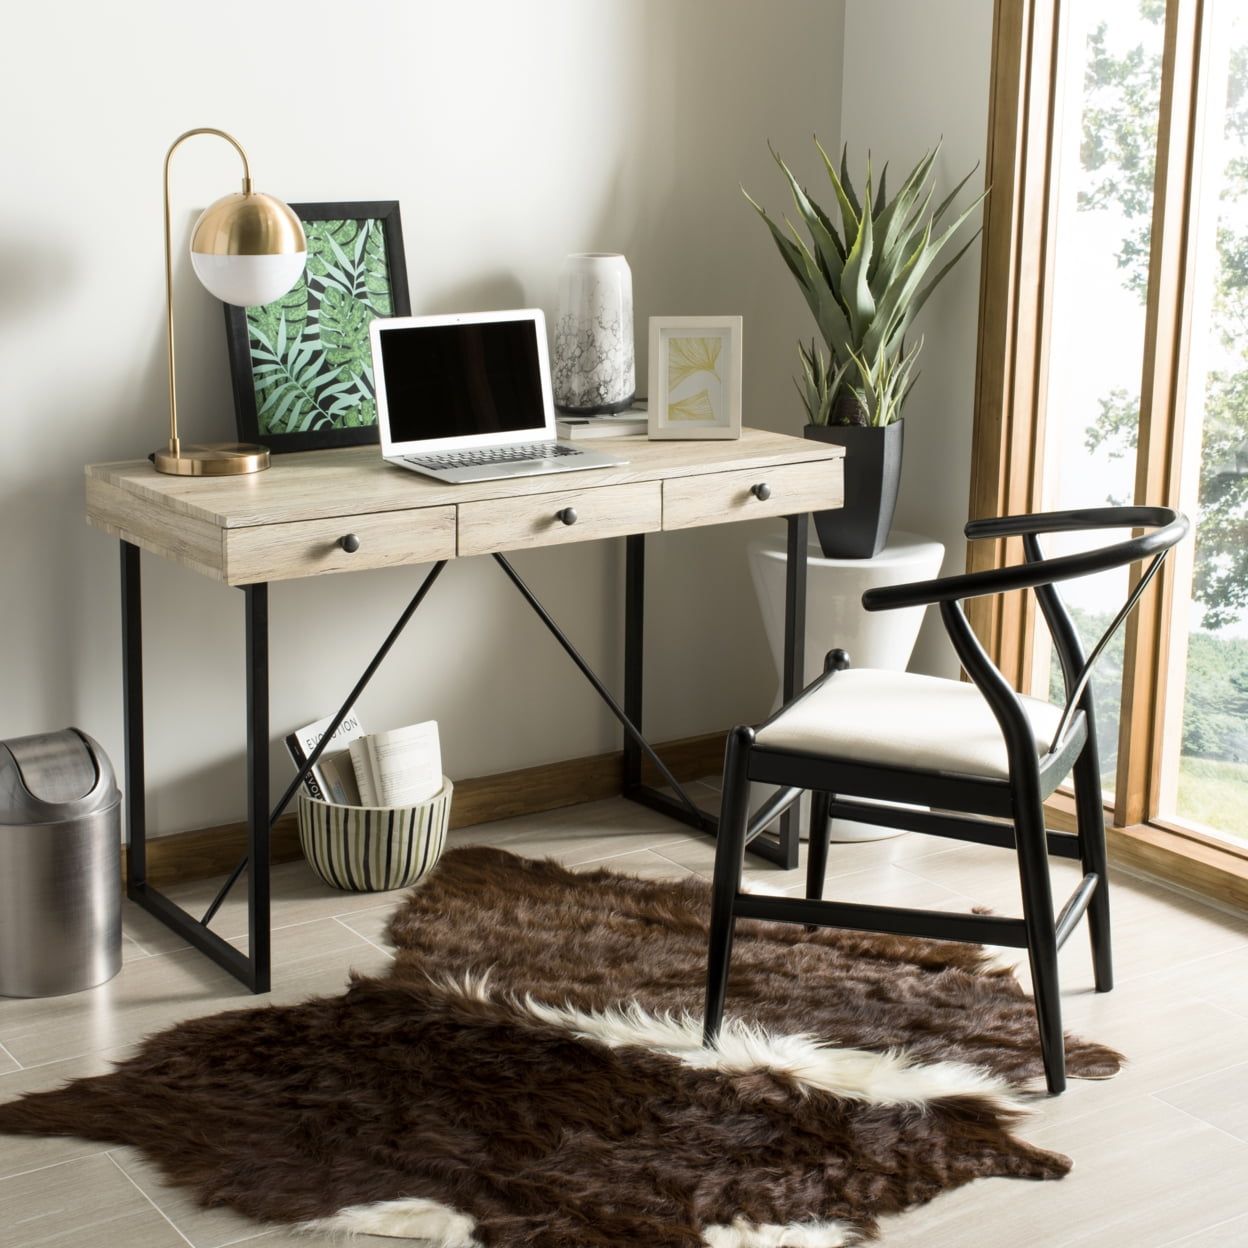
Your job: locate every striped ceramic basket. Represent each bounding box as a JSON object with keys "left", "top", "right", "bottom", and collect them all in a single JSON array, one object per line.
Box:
[{"left": 297, "top": 778, "right": 453, "bottom": 892}]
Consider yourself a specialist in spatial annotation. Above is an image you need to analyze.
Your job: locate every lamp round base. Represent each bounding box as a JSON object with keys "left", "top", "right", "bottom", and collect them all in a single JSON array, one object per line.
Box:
[{"left": 152, "top": 444, "right": 270, "bottom": 476}]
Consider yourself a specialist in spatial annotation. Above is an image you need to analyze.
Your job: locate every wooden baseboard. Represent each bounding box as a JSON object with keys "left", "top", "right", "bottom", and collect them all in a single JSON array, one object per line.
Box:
[{"left": 124, "top": 731, "right": 727, "bottom": 890}]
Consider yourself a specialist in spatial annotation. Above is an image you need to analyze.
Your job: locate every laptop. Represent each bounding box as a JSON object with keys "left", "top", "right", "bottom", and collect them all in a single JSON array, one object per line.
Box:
[{"left": 370, "top": 309, "right": 627, "bottom": 483}]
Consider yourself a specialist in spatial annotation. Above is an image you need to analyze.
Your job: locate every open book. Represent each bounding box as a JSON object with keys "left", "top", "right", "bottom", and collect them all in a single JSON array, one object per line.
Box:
[{"left": 349, "top": 721, "right": 443, "bottom": 808}]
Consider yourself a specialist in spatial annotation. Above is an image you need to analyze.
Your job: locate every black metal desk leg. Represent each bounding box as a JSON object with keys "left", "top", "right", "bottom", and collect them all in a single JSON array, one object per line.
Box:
[
  {"left": 121, "top": 542, "right": 146, "bottom": 890},
  {"left": 245, "top": 583, "right": 271, "bottom": 994},
  {"left": 774, "top": 513, "right": 808, "bottom": 868},
  {"left": 623, "top": 534, "right": 645, "bottom": 790}
]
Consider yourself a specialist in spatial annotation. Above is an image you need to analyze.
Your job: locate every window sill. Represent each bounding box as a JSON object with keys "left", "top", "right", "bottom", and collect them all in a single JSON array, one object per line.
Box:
[{"left": 1046, "top": 792, "right": 1248, "bottom": 914}]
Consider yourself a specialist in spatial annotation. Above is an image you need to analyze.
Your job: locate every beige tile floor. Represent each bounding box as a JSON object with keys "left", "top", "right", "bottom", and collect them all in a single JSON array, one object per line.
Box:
[{"left": 2, "top": 788, "right": 1247, "bottom": 1247}]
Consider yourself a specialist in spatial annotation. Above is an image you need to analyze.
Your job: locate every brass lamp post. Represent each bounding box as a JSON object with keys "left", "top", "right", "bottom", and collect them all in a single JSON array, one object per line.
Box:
[{"left": 154, "top": 128, "right": 306, "bottom": 476}]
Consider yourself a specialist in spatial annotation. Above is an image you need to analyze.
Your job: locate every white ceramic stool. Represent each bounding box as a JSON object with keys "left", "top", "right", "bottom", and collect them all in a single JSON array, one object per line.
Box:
[{"left": 748, "top": 526, "right": 945, "bottom": 841}]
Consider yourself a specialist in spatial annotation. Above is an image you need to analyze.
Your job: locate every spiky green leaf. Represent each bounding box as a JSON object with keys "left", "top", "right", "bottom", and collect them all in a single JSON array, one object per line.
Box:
[
  {"left": 814, "top": 136, "right": 861, "bottom": 241},
  {"left": 839, "top": 185, "right": 876, "bottom": 341},
  {"left": 839, "top": 142, "right": 862, "bottom": 220},
  {"left": 771, "top": 148, "right": 846, "bottom": 291}
]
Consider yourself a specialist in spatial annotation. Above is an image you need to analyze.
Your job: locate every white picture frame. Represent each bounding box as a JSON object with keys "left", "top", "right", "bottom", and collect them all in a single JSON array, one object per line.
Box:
[{"left": 647, "top": 315, "right": 743, "bottom": 440}]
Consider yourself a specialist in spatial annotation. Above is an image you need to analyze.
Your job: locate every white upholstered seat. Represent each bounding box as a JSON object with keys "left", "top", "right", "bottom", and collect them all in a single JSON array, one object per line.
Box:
[{"left": 754, "top": 668, "right": 1069, "bottom": 781}]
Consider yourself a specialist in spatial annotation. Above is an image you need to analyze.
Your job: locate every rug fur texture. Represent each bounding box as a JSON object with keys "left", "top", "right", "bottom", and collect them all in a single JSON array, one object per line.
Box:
[{"left": 0, "top": 846, "right": 1123, "bottom": 1246}]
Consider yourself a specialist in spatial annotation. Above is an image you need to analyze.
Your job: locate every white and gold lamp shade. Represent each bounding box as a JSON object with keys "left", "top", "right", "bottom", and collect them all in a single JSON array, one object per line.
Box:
[{"left": 154, "top": 128, "right": 306, "bottom": 476}]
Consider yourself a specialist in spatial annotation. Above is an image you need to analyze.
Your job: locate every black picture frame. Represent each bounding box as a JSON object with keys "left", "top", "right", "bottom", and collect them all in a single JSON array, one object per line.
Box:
[{"left": 225, "top": 200, "right": 410, "bottom": 453}]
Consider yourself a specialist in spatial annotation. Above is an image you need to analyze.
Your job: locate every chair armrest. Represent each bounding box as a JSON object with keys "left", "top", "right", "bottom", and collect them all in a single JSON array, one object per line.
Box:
[
  {"left": 864, "top": 509, "right": 1187, "bottom": 612},
  {"left": 862, "top": 563, "right": 1056, "bottom": 612},
  {"left": 965, "top": 506, "right": 1177, "bottom": 542}
]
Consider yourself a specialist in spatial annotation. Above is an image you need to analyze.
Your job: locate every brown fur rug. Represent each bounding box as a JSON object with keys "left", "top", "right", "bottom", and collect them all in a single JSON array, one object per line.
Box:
[{"left": 0, "top": 846, "right": 1123, "bottom": 1246}]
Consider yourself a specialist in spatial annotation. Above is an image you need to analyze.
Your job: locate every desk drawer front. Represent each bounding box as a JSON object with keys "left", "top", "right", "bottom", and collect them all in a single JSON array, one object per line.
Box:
[
  {"left": 457, "top": 481, "right": 661, "bottom": 557},
  {"left": 224, "top": 506, "right": 457, "bottom": 584},
  {"left": 662, "top": 458, "right": 842, "bottom": 530}
]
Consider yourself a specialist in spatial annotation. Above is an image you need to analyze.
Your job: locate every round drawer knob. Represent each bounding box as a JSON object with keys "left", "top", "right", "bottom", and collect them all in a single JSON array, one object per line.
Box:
[
  {"left": 339, "top": 533, "right": 361, "bottom": 553},
  {"left": 557, "top": 507, "right": 578, "bottom": 526},
  {"left": 752, "top": 482, "right": 772, "bottom": 501}
]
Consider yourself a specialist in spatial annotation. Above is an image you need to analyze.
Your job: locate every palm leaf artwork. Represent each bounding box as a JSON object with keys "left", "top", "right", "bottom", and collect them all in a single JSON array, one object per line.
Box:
[
  {"left": 245, "top": 217, "right": 394, "bottom": 436},
  {"left": 747, "top": 140, "right": 985, "bottom": 426}
]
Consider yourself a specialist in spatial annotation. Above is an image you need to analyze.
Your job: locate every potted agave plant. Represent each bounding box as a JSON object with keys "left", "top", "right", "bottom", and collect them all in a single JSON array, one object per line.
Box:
[{"left": 747, "top": 141, "right": 985, "bottom": 557}]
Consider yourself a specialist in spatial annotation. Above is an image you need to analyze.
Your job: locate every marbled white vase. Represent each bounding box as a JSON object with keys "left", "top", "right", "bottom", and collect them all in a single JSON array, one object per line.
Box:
[{"left": 552, "top": 253, "right": 636, "bottom": 413}]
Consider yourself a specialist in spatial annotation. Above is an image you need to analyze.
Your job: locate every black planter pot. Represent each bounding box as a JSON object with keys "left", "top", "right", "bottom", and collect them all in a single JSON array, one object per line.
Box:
[{"left": 804, "top": 419, "right": 904, "bottom": 559}]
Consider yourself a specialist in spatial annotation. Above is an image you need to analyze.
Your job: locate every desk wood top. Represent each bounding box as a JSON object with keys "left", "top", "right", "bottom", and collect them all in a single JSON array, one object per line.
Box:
[{"left": 85, "top": 428, "right": 843, "bottom": 530}]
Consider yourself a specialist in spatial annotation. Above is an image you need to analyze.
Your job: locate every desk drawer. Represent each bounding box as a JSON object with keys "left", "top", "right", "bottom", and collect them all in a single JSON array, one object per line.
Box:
[
  {"left": 457, "top": 481, "right": 661, "bottom": 557},
  {"left": 224, "top": 506, "right": 457, "bottom": 584},
  {"left": 662, "top": 458, "right": 842, "bottom": 530}
]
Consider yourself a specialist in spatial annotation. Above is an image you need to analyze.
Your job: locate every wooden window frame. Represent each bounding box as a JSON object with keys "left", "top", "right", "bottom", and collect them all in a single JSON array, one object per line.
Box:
[{"left": 971, "top": 0, "right": 1248, "bottom": 904}]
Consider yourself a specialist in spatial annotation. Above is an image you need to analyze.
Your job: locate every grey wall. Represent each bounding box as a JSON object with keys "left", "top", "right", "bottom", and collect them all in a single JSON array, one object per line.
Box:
[
  {"left": 0, "top": 0, "right": 847, "bottom": 835},
  {"left": 840, "top": 0, "right": 995, "bottom": 677}
]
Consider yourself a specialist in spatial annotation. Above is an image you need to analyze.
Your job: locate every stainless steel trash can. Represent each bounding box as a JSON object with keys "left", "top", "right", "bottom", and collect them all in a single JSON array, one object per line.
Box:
[{"left": 0, "top": 730, "right": 122, "bottom": 997}]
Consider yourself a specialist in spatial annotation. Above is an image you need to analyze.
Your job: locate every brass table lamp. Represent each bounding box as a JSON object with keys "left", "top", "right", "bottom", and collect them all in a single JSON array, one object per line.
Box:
[{"left": 154, "top": 128, "right": 306, "bottom": 476}]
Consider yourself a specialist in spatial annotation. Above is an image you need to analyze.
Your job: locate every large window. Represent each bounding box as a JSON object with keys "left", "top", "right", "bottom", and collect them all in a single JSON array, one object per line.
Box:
[
  {"left": 1157, "top": 3, "right": 1248, "bottom": 844},
  {"left": 975, "top": 0, "right": 1248, "bottom": 896},
  {"left": 1036, "top": 0, "right": 1165, "bottom": 794}
]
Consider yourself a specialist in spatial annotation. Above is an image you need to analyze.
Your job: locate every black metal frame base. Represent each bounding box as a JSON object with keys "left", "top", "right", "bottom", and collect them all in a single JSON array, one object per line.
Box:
[{"left": 119, "top": 514, "right": 810, "bottom": 992}]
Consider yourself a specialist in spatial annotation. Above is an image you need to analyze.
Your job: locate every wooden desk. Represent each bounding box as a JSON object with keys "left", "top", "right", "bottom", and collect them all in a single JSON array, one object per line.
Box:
[{"left": 86, "top": 428, "right": 844, "bottom": 989}]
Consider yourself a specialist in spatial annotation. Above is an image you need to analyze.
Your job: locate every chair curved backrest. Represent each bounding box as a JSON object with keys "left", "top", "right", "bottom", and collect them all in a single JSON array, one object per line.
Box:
[{"left": 861, "top": 506, "right": 1189, "bottom": 772}]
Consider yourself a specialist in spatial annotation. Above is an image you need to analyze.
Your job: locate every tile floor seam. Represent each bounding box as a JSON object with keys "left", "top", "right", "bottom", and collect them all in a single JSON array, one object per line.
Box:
[
  {"left": 215, "top": 1230, "right": 279, "bottom": 1247},
  {"left": 1149, "top": 1056, "right": 1248, "bottom": 1100},
  {"left": 886, "top": 858, "right": 1013, "bottom": 908},
  {"left": 106, "top": 1150, "right": 196, "bottom": 1247},
  {"left": 1143, "top": 1093, "right": 1248, "bottom": 1147},
  {"left": 1193, "top": 994, "right": 1248, "bottom": 1022},
  {"left": 4, "top": 1049, "right": 127, "bottom": 1076},
  {"left": 651, "top": 847, "right": 709, "bottom": 877},
  {"left": 1155, "top": 1210, "right": 1248, "bottom": 1248},
  {"left": 216, "top": 910, "right": 366, "bottom": 944},
  {"left": 0, "top": 1151, "right": 102, "bottom": 1186},
  {"left": 332, "top": 916, "right": 394, "bottom": 960},
  {"left": 1108, "top": 941, "right": 1248, "bottom": 986},
  {"left": 122, "top": 930, "right": 154, "bottom": 959},
  {"left": 135, "top": 898, "right": 410, "bottom": 952},
  {"left": 561, "top": 839, "right": 693, "bottom": 868},
  {"left": 1114, "top": 945, "right": 1248, "bottom": 988}
]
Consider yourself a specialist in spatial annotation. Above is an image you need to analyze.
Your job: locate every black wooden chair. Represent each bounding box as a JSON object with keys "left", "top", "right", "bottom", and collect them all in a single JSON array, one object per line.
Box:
[{"left": 703, "top": 506, "right": 1188, "bottom": 1094}]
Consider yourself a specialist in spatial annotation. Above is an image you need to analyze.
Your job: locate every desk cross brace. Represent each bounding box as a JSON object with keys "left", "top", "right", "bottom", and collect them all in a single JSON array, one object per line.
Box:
[{"left": 120, "top": 515, "right": 807, "bottom": 993}]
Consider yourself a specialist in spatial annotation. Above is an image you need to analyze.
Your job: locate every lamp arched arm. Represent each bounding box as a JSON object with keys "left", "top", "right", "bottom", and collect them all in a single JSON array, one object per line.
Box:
[{"left": 162, "top": 129, "right": 253, "bottom": 455}]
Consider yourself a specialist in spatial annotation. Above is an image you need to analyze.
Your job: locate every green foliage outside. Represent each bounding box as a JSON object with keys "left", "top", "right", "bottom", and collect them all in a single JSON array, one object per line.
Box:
[
  {"left": 245, "top": 218, "right": 392, "bottom": 435},
  {"left": 1082, "top": 1, "right": 1248, "bottom": 628},
  {"left": 1048, "top": 607, "right": 1124, "bottom": 783},
  {"left": 1052, "top": 607, "right": 1248, "bottom": 766},
  {"left": 1072, "top": 3, "right": 1248, "bottom": 835},
  {"left": 1176, "top": 757, "right": 1248, "bottom": 838}
]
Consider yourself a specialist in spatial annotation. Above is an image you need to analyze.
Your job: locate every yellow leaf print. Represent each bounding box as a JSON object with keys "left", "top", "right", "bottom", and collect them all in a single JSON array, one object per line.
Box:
[
  {"left": 667, "top": 336, "right": 722, "bottom": 389},
  {"left": 667, "top": 388, "right": 715, "bottom": 422}
]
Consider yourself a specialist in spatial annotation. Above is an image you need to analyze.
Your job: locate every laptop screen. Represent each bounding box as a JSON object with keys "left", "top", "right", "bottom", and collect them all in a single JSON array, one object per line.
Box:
[{"left": 377, "top": 319, "right": 548, "bottom": 444}]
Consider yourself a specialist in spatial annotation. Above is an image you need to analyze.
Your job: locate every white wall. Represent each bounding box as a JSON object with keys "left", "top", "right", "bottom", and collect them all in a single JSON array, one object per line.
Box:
[
  {"left": 0, "top": 0, "right": 846, "bottom": 835},
  {"left": 840, "top": 0, "right": 994, "bottom": 677}
]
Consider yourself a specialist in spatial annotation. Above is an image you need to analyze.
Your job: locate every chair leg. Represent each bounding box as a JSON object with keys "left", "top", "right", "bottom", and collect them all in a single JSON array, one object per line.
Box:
[
  {"left": 805, "top": 790, "right": 832, "bottom": 901},
  {"left": 804, "top": 650, "right": 850, "bottom": 907},
  {"left": 704, "top": 725, "right": 754, "bottom": 1045},
  {"left": 1015, "top": 796, "right": 1066, "bottom": 1094},
  {"left": 1073, "top": 739, "right": 1113, "bottom": 993}
]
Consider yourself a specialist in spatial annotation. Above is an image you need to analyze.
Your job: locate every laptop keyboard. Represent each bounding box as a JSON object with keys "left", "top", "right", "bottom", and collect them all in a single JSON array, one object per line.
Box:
[{"left": 404, "top": 443, "right": 583, "bottom": 470}]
